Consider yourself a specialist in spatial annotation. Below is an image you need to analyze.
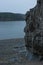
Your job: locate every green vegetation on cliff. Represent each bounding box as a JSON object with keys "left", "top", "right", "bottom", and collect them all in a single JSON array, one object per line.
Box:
[{"left": 0, "top": 12, "right": 25, "bottom": 21}]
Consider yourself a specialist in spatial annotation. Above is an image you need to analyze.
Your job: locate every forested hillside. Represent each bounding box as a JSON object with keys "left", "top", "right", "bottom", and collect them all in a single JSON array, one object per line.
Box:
[{"left": 0, "top": 12, "right": 25, "bottom": 21}]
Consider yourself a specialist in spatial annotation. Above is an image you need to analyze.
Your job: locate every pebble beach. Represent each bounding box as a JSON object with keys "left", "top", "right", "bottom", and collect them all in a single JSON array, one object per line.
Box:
[{"left": 0, "top": 38, "right": 43, "bottom": 65}]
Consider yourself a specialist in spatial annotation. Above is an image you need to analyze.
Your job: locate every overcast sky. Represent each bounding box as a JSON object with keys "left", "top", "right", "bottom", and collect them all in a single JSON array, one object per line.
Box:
[{"left": 0, "top": 0, "right": 37, "bottom": 14}]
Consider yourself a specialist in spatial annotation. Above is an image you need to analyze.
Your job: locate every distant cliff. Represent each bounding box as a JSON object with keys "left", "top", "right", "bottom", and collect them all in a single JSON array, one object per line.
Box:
[{"left": 0, "top": 12, "right": 25, "bottom": 21}]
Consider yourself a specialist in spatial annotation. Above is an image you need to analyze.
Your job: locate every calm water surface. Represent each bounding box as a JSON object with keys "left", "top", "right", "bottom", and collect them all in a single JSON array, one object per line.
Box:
[
  {"left": 0, "top": 21, "right": 26, "bottom": 40},
  {"left": 0, "top": 21, "right": 39, "bottom": 61}
]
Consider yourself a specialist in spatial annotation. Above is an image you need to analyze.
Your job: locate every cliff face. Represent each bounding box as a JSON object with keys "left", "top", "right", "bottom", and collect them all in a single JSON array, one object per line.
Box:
[
  {"left": 24, "top": 0, "right": 43, "bottom": 56},
  {"left": 0, "top": 12, "right": 25, "bottom": 21}
]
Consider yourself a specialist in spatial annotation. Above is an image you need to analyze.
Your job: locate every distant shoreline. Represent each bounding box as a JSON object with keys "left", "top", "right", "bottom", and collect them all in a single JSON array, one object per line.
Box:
[
  {"left": 0, "top": 38, "right": 25, "bottom": 44},
  {"left": 0, "top": 20, "right": 25, "bottom": 21},
  {"left": 0, "top": 12, "right": 25, "bottom": 21},
  {"left": 0, "top": 38, "right": 24, "bottom": 41}
]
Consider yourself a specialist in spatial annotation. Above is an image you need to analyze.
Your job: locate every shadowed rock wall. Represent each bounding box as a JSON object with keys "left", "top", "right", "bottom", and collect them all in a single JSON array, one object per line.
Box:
[{"left": 24, "top": 0, "right": 43, "bottom": 56}]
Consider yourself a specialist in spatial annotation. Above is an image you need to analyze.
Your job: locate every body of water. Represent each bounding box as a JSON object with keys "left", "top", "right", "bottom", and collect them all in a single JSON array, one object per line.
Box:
[
  {"left": 0, "top": 21, "right": 26, "bottom": 40},
  {"left": 0, "top": 21, "right": 40, "bottom": 61}
]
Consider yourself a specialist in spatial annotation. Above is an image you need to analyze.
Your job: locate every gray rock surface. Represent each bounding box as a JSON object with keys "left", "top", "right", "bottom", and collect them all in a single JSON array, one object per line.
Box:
[{"left": 24, "top": 0, "right": 43, "bottom": 56}]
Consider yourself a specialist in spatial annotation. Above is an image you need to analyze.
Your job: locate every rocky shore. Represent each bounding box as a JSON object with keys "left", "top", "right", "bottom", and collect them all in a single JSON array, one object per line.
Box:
[{"left": 0, "top": 38, "right": 43, "bottom": 65}]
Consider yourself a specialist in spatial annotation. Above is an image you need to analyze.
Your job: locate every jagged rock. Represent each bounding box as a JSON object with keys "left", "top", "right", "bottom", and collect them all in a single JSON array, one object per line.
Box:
[{"left": 24, "top": 0, "right": 43, "bottom": 56}]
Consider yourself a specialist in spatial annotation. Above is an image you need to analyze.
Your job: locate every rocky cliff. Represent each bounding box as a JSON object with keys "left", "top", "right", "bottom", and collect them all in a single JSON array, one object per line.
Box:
[{"left": 24, "top": 0, "right": 43, "bottom": 56}]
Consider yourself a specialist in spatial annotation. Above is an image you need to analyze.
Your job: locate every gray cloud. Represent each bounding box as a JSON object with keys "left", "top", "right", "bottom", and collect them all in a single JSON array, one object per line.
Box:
[{"left": 0, "top": 0, "right": 37, "bottom": 14}]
